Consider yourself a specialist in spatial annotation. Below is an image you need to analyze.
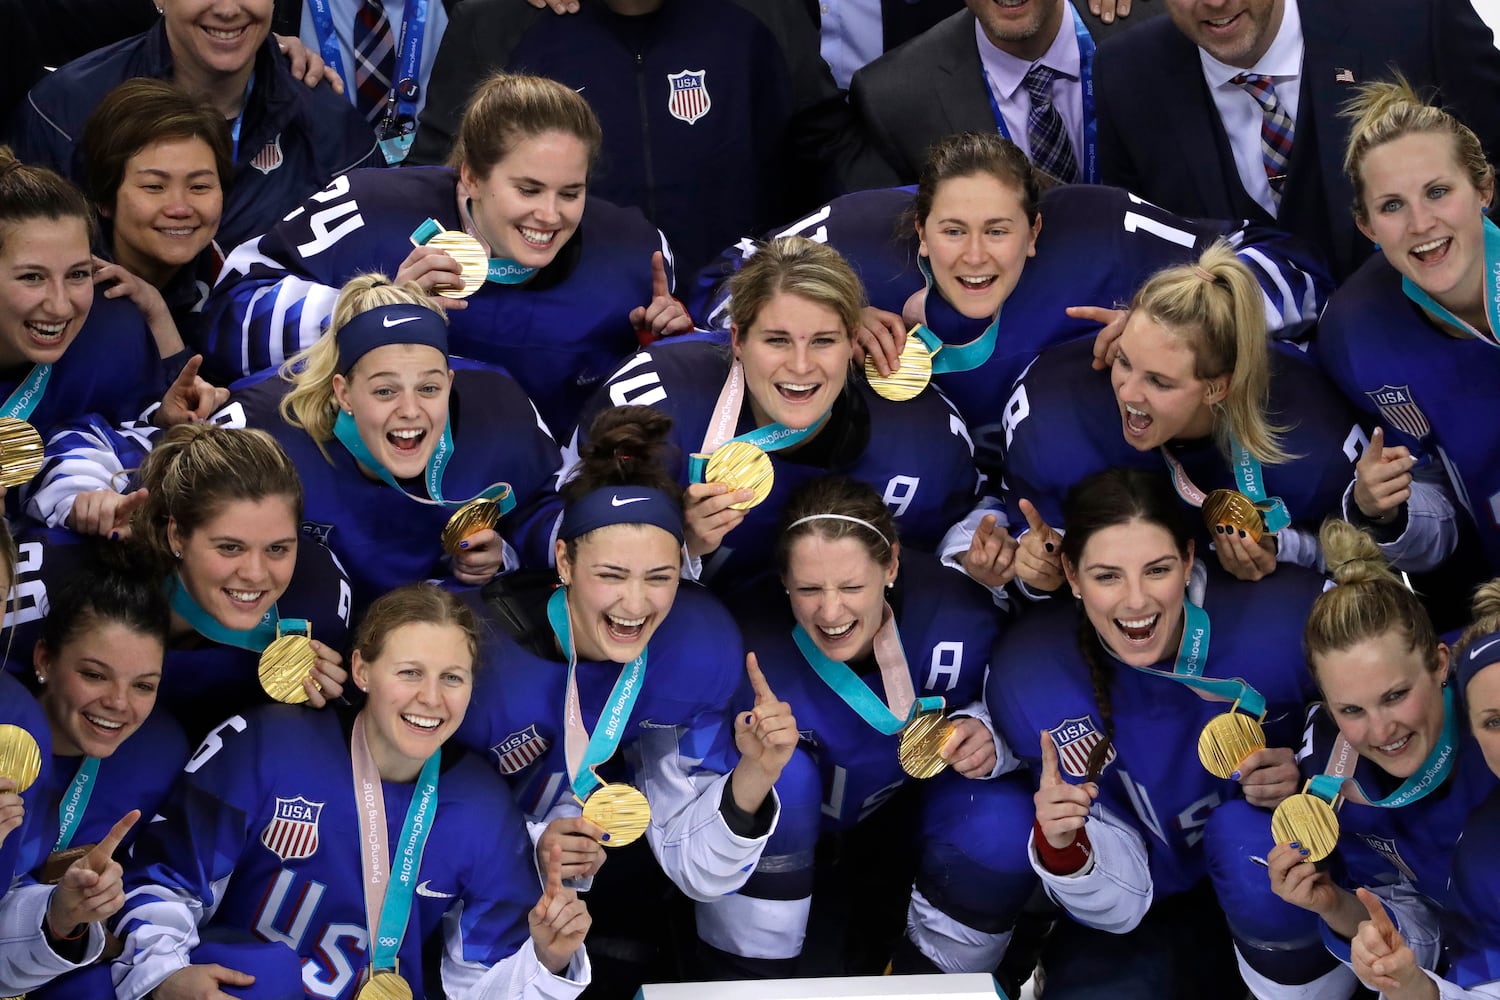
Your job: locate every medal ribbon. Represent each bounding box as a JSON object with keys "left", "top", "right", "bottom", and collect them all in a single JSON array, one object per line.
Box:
[
  {"left": 790, "top": 604, "right": 943, "bottom": 735},
  {"left": 1400, "top": 215, "right": 1500, "bottom": 347},
  {"left": 979, "top": 11, "right": 1098, "bottom": 184},
  {"left": 52, "top": 756, "right": 100, "bottom": 852},
  {"left": 350, "top": 713, "right": 441, "bottom": 974},
  {"left": 686, "top": 362, "right": 829, "bottom": 483},
  {"left": 1, "top": 363, "right": 52, "bottom": 421},
  {"left": 1118, "top": 600, "right": 1268, "bottom": 717},
  {"left": 307, "top": 0, "right": 429, "bottom": 164},
  {"left": 226, "top": 71, "right": 256, "bottom": 162},
  {"left": 166, "top": 574, "right": 283, "bottom": 652},
  {"left": 333, "top": 410, "right": 516, "bottom": 513},
  {"left": 547, "top": 588, "right": 648, "bottom": 803},
  {"left": 904, "top": 256, "right": 1002, "bottom": 375},
  {"left": 410, "top": 218, "right": 536, "bottom": 285},
  {"left": 1160, "top": 435, "right": 1292, "bottom": 533},
  {"left": 1306, "top": 685, "right": 1458, "bottom": 810}
]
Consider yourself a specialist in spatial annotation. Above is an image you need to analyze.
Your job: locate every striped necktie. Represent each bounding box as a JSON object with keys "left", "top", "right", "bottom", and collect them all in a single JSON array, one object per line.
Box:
[
  {"left": 1231, "top": 73, "right": 1295, "bottom": 211},
  {"left": 351, "top": 0, "right": 396, "bottom": 122},
  {"left": 1021, "top": 64, "right": 1079, "bottom": 184}
]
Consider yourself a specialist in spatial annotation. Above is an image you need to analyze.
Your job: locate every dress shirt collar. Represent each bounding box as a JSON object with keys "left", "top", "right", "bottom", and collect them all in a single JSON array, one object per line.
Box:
[{"left": 976, "top": 2, "right": 1083, "bottom": 100}]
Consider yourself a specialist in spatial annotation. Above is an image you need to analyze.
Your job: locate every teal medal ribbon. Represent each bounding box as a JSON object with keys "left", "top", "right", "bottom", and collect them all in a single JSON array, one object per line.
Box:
[
  {"left": 1116, "top": 600, "right": 1268, "bottom": 717},
  {"left": 1306, "top": 685, "right": 1459, "bottom": 809},
  {"left": 547, "top": 588, "right": 648, "bottom": 802},
  {"left": 903, "top": 255, "right": 1001, "bottom": 374},
  {"left": 410, "top": 217, "right": 536, "bottom": 285},
  {"left": 1160, "top": 433, "right": 1292, "bottom": 534},
  {"left": 53, "top": 756, "right": 100, "bottom": 852},
  {"left": 166, "top": 574, "right": 283, "bottom": 652},
  {"left": 791, "top": 607, "right": 943, "bottom": 735},
  {"left": 333, "top": 410, "right": 515, "bottom": 514},
  {"left": 1, "top": 362, "right": 52, "bottom": 420},
  {"left": 1400, "top": 214, "right": 1500, "bottom": 348},
  {"left": 686, "top": 361, "right": 829, "bottom": 483},
  {"left": 349, "top": 714, "right": 440, "bottom": 977}
]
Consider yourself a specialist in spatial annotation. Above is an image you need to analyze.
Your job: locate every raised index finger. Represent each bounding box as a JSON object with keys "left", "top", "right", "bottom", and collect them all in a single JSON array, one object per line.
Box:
[
  {"left": 1019, "top": 498, "right": 1051, "bottom": 538},
  {"left": 173, "top": 354, "right": 205, "bottom": 388},
  {"left": 1038, "top": 730, "right": 1063, "bottom": 785},
  {"left": 545, "top": 841, "right": 565, "bottom": 895},
  {"left": 1364, "top": 427, "right": 1386, "bottom": 463},
  {"left": 89, "top": 809, "right": 140, "bottom": 868},
  {"left": 1355, "top": 887, "right": 1397, "bottom": 937},
  {"left": 650, "top": 251, "right": 671, "bottom": 299},
  {"left": 745, "top": 652, "right": 776, "bottom": 704}
]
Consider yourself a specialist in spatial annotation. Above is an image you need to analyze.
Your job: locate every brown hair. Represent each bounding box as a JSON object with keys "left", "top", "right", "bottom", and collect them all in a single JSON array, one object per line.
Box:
[
  {"left": 775, "top": 476, "right": 897, "bottom": 574},
  {"left": 0, "top": 146, "right": 96, "bottom": 250},
  {"left": 354, "top": 582, "right": 479, "bottom": 667},
  {"left": 449, "top": 72, "right": 603, "bottom": 178},
  {"left": 913, "top": 132, "right": 1041, "bottom": 232},
  {"left": 80, "top": 78, "right": 233, "bottom": 214},
  {"left": 728, "top": 235, "right": 865, "bottom": 342},
  {"left": 561, "top": 405, "right": 682, "bottom": 559}
]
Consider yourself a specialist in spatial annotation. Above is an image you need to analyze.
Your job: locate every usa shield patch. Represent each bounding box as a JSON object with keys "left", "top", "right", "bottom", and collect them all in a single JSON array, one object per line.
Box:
[
  {"left": 1355, "top": 833, "right": 1418, "bottom": 882},
  {"left": 250, "top": 134, "right": 284, "bottom": 175},
  {"left": 666, "top": 70, "right": 712, "bottom": 125},
  {"left": 1047, "top": 716, "right": 1116, "bottom": 779},
  {"left": 492, "top": 724, "right": 550, "bottom": 775},
  {"left": 1364, "top": 384, "right": 1432, "bottom": 439},
  {"left": 261, "top": 796, "right": 323, "bottom": 861}
]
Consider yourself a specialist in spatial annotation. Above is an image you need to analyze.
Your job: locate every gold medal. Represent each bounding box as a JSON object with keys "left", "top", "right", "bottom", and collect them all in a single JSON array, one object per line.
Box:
[
  {"left": 258, "top": 626, "right": 317, "bottom": 705},
  {"left": 0, "top": 417, "right": 44, "bottom": 488},
  {"left": 1197, "top": 711, "right": 1266, "bottom": 779},
  {"left": 581, "top": 782, "right": 651, "bottom": 846},
  {"left": 0, "top": 724, "right": 41, "bottom": 793},
  {"left": 424, "top": 230, "right": 488, "bottom": 299},
  {"left": 39, "top": 845, "right": 91, "bottom": 885},
  {"left": 862, "top": 329, "right": 934, "bottom": 402},
  {"left": 1202, "top": 489, "right": 1265, "bottom": 542},
  {"left": 702, "top": 440, "right": 774, "bottom": 510},
  {"left": 898, "top": 709, "right": 954, "bottom": 779},
  {"left": 441, "top": 496, "right": 503, "bottom": 555},
  {"left": 355, "top": 969, "right": 413, "bottom": 1000},
  {"left": 1271, "top": 792, "right": 1340, "bottom": 863}
]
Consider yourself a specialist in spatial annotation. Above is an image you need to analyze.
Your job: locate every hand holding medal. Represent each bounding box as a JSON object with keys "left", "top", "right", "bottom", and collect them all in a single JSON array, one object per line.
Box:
[
  {"left": 535, "top": 814, "right": 609, "bottom": 880},
  {"left": 0, "top": 776, "right": 21, "bottom": 851},
  {"left": 938, "top": 716, "right": 999, "bottom": 778},
  {"left": 529, "top": 842, "right": 592, "bottom": 975},
  {"left": 730, "top": 653, "right": 799, "bottom": 811},
  {"left": 399, "top": 223, "right": 478, "bottom": 308}
]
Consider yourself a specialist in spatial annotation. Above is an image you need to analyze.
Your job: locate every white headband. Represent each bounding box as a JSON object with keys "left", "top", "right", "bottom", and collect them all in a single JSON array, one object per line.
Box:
[{"left": 786, "top": 513, "right": 891, "bottom": 548}]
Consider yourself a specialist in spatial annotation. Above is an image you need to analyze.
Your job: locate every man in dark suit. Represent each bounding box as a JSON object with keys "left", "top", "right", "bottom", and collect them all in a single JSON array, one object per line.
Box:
[
  {"left": 847, "top": 0, "right": 1156, "bottom": 188},
  {"left": 1094, "top": 0, "right": 1500, "bottom": 279}
]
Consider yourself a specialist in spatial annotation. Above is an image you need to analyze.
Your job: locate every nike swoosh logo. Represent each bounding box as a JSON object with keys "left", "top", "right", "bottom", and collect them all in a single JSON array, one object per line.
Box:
[
  {"left": 383, "top": 315, "right": 421, "bottom": 328},
  {"left": 1472, "top": 637, "right": 1500, "bottom": 660},
  {"left": 415, "top": 880, "right": 455, "bottom": 898},
  {"left": 611, "top": 496, "right": 649, "bottom": 507},
  {"left": 638, "top": 719, "right": 675, "bottom": 729}
]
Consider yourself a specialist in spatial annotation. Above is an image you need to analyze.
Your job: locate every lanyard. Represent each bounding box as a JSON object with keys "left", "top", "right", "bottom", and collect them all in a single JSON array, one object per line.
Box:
[
  {"left": 1116, "top": 600, "right": 1268, "bottom": 716},
  {"left": 332, "top": 410, "right": 516, "bottom": 513},
  {"left": 791, "top": 605, "right": 943, "bottom": 736},
  {"left": 686, "top": 362, "right": 829, "bottom": 483},
  {"left": 349, "top": 713, "right": 441, "bottom": 974},
  {"left": 979, "top": 12, "right": 1098, "bottom": 184},
  {"left": 227, "top": 71, "right": 256, "bottom": 162},
  {"left": 0, "top": 363, "right": 52, "bottom": 421},
  {"left": 410, "top": 217, "right": 536, "bottom": 285},
  {"left": 546, "top": 588, "right": 647, "bottom": 803},
  {"left": 1307, "top": 685, "right": 1459, "bottom": 810},
  {"left": 166, "top": 574, "right": 291, "bottom": 652},
  {"left": 1401, "top": 214, "right": 1500, "bottom": 349},
  {"left": 53, "top": 756, "right": 100, "bottom": 852},
  {"left": 306, "top": 0, "right": 428, "bottom": 122},
  {"left": 1161, "top": 435, "right": 1292, "bottom": 533}
]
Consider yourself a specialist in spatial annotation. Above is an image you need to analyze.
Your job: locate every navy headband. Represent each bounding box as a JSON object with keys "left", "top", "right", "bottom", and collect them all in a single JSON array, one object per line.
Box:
[
  {"left": 1458, "top": 630, "right": 1500, "bottom": 693},
  {"left": 337, "top": 303, "right": 449, "bottom": 374},
  {"left": 560, "top": 487, "right": 685, "bottom": 544}
]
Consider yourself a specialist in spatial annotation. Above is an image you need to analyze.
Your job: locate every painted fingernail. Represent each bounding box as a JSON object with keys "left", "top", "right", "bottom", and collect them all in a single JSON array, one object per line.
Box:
[
  {"left": 600, "top": 832, "right": 611, "bottom": 842},
  {"left": 1289, "top": 841, "right": 1301, "bottom": 850},
  {"left": 1238, "top": 529, "right": 1248, "bottom": 538},
  {"left": 1214, "top": 524, "right": 1224, "bottom": 534},
  {"left": 1299, "top": 848, "right": 1310, "bottom": 857},
  {"left": 1229, "top": 771, "right": 1241, "bottom": 782},
  {"left": 459, "top": 540, "right": 470, "bottom": 549},
  {"left": 110, "top": 531, "right": 119, "bottom": 540},
  {"left": 1044, "top": 541, "right": 1055, "bottom": 553}
]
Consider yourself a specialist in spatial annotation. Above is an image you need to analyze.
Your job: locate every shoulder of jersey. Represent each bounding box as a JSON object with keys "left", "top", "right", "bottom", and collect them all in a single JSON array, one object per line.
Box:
[
  {"left": 1320, "top": 254, "right": 1406, "bottom": 342},
  {"left": 576, "top": 195, "right": 660, "bottom": 247},
  {"left": 0, "top": 673, "right": 47, "bottom": 736},
  {"left": 342, "top": 163, "right": 456, "bottom": 210},
  {"left": 899, "top": 550, "right": 998, "bottom": 635}
]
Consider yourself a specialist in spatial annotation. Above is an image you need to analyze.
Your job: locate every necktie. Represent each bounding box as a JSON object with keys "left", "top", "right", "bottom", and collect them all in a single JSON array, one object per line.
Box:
[
  {"left": 1231, "top": 73, "right": 1295, "bottom": 211},
  {"left": 1021, "top": 64, "right": 1079, "bottom": 184},
  {"left": 352, "top": 0, "right": 397, "bottom": 122}
]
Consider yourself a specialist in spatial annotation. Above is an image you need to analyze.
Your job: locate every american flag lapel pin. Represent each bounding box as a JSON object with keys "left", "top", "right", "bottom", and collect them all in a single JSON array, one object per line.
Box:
[{"left": 1335, "top": 68, "right": 1355, "bottom": 83}]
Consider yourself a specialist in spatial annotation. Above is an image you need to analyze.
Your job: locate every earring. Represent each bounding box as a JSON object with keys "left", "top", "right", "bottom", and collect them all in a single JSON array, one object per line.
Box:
[
  {"left": 172, "top": 550, "right": 182, "bottom": 559},
  {"left": 34, "top": 672, "right": 44, "bottom": 684},
  {"left": 885, "top": 581, "right": 894, "bottom": 590}
]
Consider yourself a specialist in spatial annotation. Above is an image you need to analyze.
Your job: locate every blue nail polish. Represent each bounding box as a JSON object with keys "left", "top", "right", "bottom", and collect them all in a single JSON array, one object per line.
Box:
[
  {"left": 109, "top": 531, "right": 119, "bottom": 541},
  {"left": 1299, "top": 848, "right": 1310, "bottom": 857},
  {"left": 1289, "top": 842, "right": 1301, "bottom": 849},
  {"left": 1229, "top": 771, "right": 1241, "bottom": 782},
  {"left": 459, "top": 540, "right": 470, "bottom": 549},
  {"left": 600, "top": 832, "right": 611, "bottom": 842}
]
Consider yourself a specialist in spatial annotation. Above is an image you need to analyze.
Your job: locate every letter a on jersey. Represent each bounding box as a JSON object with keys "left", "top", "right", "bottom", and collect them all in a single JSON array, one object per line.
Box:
[
  {"left": 667, "top": 71, "right": 711, "bottom": 125},
  {"left": 1047, "top": 716, "right": 1116, "bottom": 779},
  {"left": 262, "top": 796, "right": 324, "bottom": 861}
]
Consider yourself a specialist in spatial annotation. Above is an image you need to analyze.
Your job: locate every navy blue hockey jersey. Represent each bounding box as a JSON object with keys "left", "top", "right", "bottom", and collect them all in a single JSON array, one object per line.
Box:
[
  {"left": 1445, "top": 787, "right": 1500, "bottom": 990},
  {"left": 0, "top": 674, "right": 51, "bottom": 889},
  {"left": 200, "top": 165, "right": 668, "bottom": 433}
]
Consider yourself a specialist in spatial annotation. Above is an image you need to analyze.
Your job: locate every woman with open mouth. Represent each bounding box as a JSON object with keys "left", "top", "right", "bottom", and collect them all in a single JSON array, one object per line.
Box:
[
  {"left": 696, "top": 475, "right": 1036, "bottom": 990},
  {"left": 1247, "top": 520, "right": 1496, "bottom": 999},
  {"left": 456, "top": 404, "right": 798, "bottom": 995},
  {"left": 987, "top": 467, "right": 1320, "bottom": 998},
  {"left": 111, "top": 583, "right": 593, "bottom": 1000},
  {"left": 28, "top": 274, "right": 564, "bottom": 617},
  {"left": 197, "top": 71, "right": 686, "bottom": 435},
  {"left": 575, "top": 235, "right": 980, "bottom": 597},
  {"left": 12, "top": 423, "right": 351, "bottom": 742},
  {"left": 1, "top": 557, "right": 183, "bottom": 999},
  {"left": 1317, "top": 79, "right": 1500, "bottom": 583},
  {"left": 1001, "top": 245, "right": 1368, "bottom": 591}
]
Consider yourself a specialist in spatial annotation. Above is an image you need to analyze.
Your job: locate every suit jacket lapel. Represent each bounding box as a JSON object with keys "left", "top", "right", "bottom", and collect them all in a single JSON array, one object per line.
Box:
[
  {"left": 935, "top": 13, "right": 1003, "bottom": 136},
  {"left": 1156, "top": 32, "right": 1247, "bottom": 217}
]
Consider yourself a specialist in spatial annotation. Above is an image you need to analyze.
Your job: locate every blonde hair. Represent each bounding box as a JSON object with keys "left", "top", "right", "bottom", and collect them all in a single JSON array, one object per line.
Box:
[
  {"left": 1342, "top": 75, "right": 1494, "bottom": 224},
  {"left": 449, "top": 72, "right": 602, "bottom": 178},
  {"left": 1304, "top": 520, "right": 1439, "bottom": 681},
  {"left": 131, "top": 424, "right": 303, "bottom": 576},
  {"left": 279, "top": 274, "right": 445, "bottom": 455},
  {"left": 355, "top": 582, "right": 479, "bottom": 667},
  {"left": 729, "top": 236, "right": 865, "bottom": 342},
  {"left": 1130, "top": 242, "right": 1291, "bottom": 465},
  {"left": 1453, "top": 580, "right": 1500, "bottom": 659}
]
